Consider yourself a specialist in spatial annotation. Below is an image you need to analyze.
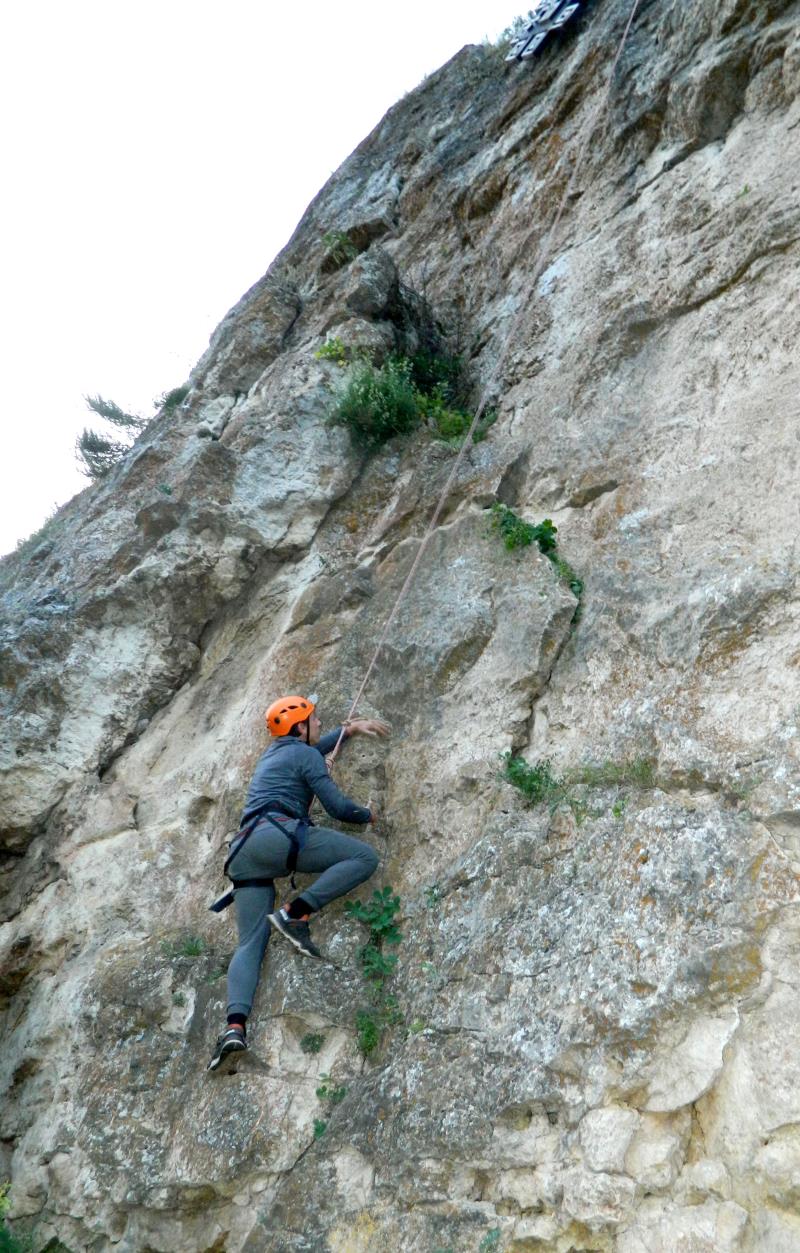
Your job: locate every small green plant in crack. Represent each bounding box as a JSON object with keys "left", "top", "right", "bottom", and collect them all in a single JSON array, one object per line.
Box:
[
  {"left": 424, "top": 883, "right": 442, "bottom": 910},
  {"left": 419, "top": 387, "right": 495, "bottom": 445},
  {"left": 359, "top": 943, "right": 398, "bottom": 984},
  {"left": 407, "top": 347, "right": 492, "bottom": 444},
  {"left": 172, "top": 992, "right": 187, "bottom": 1007},
  {"left": 501, "top": 754, "right": 563, "bottom": 805},
  {"left": 346, "top": 887, "right": 403, "bottom": 1056},
  {"left": 408, "top": 347, "right": 464, "bottom": 399},
  {"left": 434, "top": 406, "right": 495, "bottom": 444},
  {"left": 321, "top": 229, "right": 358, "bottom": 266},
  {"left": 316, "top": 1073, "right": 347, "bottom": 1105},
  {"left": 300, "top": 1032, "right": 325, "bottom": 1055},
  {"left": 355, "top": 997, "right": 402, "bottom": 1057},
  {"left": 552, "top": 555, "right": 584, "bottom": 602},
  {"left": 313, "top": 1077, "right": 348, "bottom": 1147},
  {"left": 490, "top": 503, "right": 583, "bottom": 620},
  {"left": 314, "top": 336, "right": 348, "bottom": 365},
  {"left": 161, "top": 934, "right": 208, "bottom": 959},
  {"left": 0, "top": 1182, "right": 36, "bottom": 1253},
  {"left": 345, "top": 886, "right": 402, "bottom": 987},
  {"left": 724, "top": 766, "right": 762, "bottom": 802},
  {"left": 490, "top": 503, "right": 557, "bottom": 554},
  {"left": 355, "top": 1010, "right": 380, "bottom": 1057}
]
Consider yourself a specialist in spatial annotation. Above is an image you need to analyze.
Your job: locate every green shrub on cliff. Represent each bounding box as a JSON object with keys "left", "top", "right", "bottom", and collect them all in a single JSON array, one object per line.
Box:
[
  {"left": 160, "top": 933, "right": 207, "bottom": 959},
  {"left": 326, "top": 341, "right": 491, "bottom": 450},
  {"left": 76, "top": 393, "right": 148, "bottom": 479},
  {"left": 300, "top": 1032, "right": 325, "bottom": 1054},
  {"left": 345, "top": 886, "right": 402, "bottom": 989},
  {"left": 328, "top": 357, "right": 420, "bottom": 447}
]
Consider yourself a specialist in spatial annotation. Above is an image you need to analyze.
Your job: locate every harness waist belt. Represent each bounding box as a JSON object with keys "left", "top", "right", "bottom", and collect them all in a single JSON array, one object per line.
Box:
[
  {"left": 221, "top": 809, "right": 311, "bottom": 898},
  {"left": 254, "top": 812, "right": 310, "bottom": 889}
]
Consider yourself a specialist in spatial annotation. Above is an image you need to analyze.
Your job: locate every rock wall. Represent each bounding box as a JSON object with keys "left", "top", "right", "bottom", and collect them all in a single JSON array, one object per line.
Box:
[{"left": 3, "top": 1, "right": 800, "bottom": 1249}]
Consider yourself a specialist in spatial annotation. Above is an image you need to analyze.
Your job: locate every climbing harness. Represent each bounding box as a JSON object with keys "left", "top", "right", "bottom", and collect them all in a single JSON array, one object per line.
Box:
[
  {"left": 324, "top": 0, "right": 643, "bottom": 770},
  {"left": 209, "top": 810, "right": 310, "bottom": 912}
]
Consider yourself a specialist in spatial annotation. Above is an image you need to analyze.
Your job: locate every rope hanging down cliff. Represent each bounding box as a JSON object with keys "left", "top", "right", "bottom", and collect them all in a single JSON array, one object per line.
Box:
[{"left": 326, "top": 0, "right": 643, "bottom": 767}]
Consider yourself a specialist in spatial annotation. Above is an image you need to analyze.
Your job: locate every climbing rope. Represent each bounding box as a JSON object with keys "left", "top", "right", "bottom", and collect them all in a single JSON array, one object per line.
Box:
[{"left": 328, "top": 0, "right": 643, "bottom": 765}]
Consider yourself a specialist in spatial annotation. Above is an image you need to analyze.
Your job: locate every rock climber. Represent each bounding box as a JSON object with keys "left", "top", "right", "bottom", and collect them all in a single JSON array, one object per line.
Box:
[{"left": 208, "top": 694, "right": 389, "bottom": 1070}]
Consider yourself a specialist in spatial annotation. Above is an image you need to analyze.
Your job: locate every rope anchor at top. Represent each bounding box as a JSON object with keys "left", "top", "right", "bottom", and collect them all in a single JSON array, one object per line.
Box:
[{"left": 506, "top": 1, "right": 585, "bottom": 63}]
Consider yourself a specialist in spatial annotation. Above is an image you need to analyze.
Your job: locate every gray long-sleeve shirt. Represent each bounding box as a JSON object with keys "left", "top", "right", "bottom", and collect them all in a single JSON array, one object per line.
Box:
[{"left": 240, "top": 727, "right": 371, "bottom": 826}]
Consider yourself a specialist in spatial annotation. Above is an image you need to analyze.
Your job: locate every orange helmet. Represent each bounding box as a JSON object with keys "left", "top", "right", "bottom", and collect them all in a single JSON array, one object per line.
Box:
[{"left": 265, "top": 695, "right": 316, "bottom": 736}]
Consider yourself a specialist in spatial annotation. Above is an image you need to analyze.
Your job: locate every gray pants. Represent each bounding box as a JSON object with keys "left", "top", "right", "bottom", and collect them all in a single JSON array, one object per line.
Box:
[{"left": 225, "top": 818, "right": 379, "bottom": 1018}]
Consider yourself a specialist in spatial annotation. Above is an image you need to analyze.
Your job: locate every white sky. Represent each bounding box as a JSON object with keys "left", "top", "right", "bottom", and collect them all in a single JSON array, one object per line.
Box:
[{"left": 0, "top": 0, "right": 517, "bottom": 557}]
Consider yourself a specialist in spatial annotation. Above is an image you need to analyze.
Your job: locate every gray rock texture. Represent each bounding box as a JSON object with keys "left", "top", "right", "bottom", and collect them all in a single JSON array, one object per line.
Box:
[{"left": 2, "top": 1, "right": 800, "bottom": 1249}]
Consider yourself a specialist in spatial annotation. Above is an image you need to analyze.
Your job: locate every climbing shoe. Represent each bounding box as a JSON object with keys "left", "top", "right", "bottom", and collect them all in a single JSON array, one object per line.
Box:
[
  {"left": 207, "top": 1027, "right": 247, "bottom": 1072},
  {"left": 268, "top": 908, "right": 323, "bottom": 959}
]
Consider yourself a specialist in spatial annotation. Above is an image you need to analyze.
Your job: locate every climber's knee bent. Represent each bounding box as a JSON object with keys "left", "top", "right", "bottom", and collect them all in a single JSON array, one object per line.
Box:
[{"left": 294, "top": 826, "right": 379, "bottom": 912}]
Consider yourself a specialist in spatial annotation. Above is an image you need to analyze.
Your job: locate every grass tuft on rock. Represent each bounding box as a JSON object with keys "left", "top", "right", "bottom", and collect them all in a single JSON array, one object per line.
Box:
[
  {"left": 502, "top": 752, "right": 660, "bottom": 822},
  {"left": 501, "top": 754, "right": 562, "bottom": 804},
  {"left": 300, "top": 1032, "right": 325, "bottom": 1055},
  {"left": 321, "top": 230, "right": 358, "bottom": 268},
  {"left": 161, "top": 934, "right": 208, "bottom": 959}
]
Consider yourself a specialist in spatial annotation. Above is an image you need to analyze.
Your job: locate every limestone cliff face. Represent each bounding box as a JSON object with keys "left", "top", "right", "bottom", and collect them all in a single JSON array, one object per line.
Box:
[{"left": 3, "top": 2, "right": 800, "bottom": 1249}]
